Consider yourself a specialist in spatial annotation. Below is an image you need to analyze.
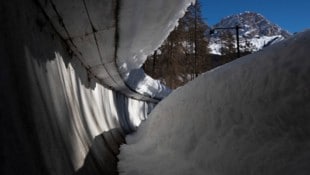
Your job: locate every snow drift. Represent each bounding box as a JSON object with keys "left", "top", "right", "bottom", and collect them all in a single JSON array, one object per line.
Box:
[{"left": 118, "top": 30, "right": 310, "bottom": 175}]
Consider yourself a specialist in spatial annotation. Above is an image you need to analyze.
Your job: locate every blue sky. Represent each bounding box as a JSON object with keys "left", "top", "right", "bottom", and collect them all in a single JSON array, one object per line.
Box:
[{"left": 200, "top": 0, "right": 310, "bottom": 33}]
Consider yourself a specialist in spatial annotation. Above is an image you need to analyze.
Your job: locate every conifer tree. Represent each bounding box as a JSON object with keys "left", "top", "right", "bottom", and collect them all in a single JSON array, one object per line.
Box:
[
  {"left": 143, "top": 0, "right": 210, "bottom": 88},
  {"left": 219, "top": 30, "right": 236, "bottom": 63}
]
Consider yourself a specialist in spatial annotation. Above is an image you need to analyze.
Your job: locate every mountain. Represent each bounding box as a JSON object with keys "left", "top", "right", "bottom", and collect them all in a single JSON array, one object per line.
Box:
[{"left": 209, "top": 11, "right": 292, "bottom": 54}]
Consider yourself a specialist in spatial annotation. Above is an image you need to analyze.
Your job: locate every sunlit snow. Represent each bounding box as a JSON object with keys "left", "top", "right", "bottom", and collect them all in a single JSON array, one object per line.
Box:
[
  {"left": 209, "top": 35, "right": 285, "bottom": 55},
  {"left": 118, "top": 30, "right": 310, "bottom": 175}
]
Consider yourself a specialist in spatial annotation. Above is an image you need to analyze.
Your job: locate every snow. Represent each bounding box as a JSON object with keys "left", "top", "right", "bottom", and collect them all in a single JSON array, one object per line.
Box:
[
  {"left": 38, "top": 0, "right": 195, "bottom": 100},
  {"left": 117, "top": 0, "right": 195, "bottom": 98},
  {"left": 25, "top": 50, "right": 153, "bottom": 171},
  {"left": 250, "top": 35, "right": 284, "bottom": 50},
  {"left": 118, "top": 30, "right": 310, "bottom": 175},
  {"left": 2, "top": 0, "right": 181, "bottom": 173},
  {"left": 209, "top": 35, "right": 285, "bottom": 54},
  {"left": 208, "top": 39, "right": 222, "bottom": 55},
  {"left": 126, "top": 68, "right": 172, "bottom": 99},
  {"left": 117, "top": 0, "right": 195, "bottom": 74}
]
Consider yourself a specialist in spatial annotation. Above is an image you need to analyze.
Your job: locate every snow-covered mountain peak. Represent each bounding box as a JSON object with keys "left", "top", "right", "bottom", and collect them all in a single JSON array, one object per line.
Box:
[
  {"left": 214, "top": 11, "right": 291, "bottom": 38},
  {"left": 209, "top": 11, "right": 292, "bottom": 54}
]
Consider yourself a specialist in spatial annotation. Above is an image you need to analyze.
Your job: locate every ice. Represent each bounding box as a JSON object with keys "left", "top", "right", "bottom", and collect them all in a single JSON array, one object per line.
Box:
[
  {"left": 118, "top": 30, "right": 310, "bottom": 175},
  {"left": 126, "top": 68, "right": 172, "bottom": 99}
]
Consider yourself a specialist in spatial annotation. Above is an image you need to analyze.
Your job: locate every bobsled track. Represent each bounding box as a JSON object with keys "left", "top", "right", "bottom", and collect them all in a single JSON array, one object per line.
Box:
[{"left": 1, "top": 0, "right": 310, "bottom": 175}]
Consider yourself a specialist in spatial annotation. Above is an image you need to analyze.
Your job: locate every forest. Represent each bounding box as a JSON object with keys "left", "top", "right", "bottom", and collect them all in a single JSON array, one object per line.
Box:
[{"left": 143, "top": 1, "right": 254, "bottom": 89}]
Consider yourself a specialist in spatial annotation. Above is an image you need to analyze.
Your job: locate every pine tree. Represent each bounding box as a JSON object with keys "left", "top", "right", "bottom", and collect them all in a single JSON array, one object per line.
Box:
[
  {"left": 219, "top": 30, "right": 236, "bottom": 63},
  {"left": 181, "top": 1, "right": 211, "bottom": 78},
  {"left": 143, "top": 0, "right": 211, "bottom": 88},
  {"left": 159, "top": 27, "right": 186, "bottom": 88}
]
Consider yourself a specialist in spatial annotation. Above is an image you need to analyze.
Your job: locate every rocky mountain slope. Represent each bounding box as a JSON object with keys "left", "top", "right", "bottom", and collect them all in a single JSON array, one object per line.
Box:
[{"left": 209, "top": 11, "right": 292, "bottom": 54}]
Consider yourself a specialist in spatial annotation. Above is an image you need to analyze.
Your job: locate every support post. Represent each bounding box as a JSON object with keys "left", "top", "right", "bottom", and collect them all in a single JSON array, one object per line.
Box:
[{"left": 236, "top": 25, "right": 240, "bottom": 58}]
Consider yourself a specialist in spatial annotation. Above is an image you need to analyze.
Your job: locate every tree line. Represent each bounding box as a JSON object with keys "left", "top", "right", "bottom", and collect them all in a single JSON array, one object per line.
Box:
[{"left": 143, "top": 1, "right": 254, "bottom": 89}]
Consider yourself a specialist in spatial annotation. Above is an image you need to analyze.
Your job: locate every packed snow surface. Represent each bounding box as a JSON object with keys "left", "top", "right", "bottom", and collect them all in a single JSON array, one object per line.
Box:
[{"left": 118, "top": 30, "right": 310, "bottom": 175}]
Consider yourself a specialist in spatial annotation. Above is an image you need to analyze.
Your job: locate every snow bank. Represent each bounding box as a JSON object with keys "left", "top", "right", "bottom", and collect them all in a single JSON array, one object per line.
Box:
[{"left": 118, "top": 30, "right": 310, "bottom": 175}]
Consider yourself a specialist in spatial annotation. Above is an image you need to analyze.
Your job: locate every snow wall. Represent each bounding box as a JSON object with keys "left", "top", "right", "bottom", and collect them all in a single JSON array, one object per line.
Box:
[
  {"left": 118, "top": 30, "right": 310, "bottom": 175},
  {"left": 0, "top": 0, "right": 193, "bottom": 175}
]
